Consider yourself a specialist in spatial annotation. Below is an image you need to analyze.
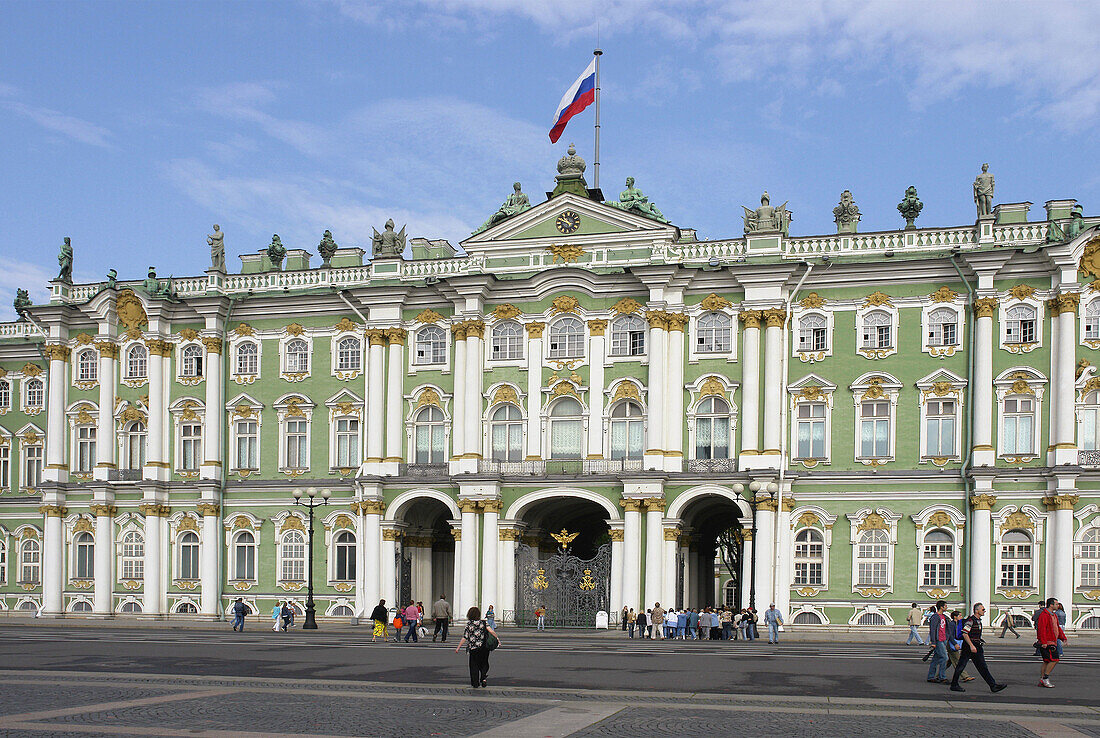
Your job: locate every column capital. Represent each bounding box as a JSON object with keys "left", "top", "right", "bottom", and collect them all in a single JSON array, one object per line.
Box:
[
  {"left": 608, "top": 529, "right": 625, "bottom": 542},
  {"left": 762, "top": 308, "right": 787, "bottom": 328},
  {"left": 478, "top": 499, "right": 503, "bottom": 513},
  {"left": 354, "top": 499, "right": 386, "bottom": 515},
  {"left": 451, "top": 527, "right": 462, "bottom": 541},
  {"left": 1042, "top": 494, "right": 1079, "bottom": 511},
  {"left": 642, "top": 497, "right": 666, "bottom": 512},
  {"left": 94, "top": 341, "right": 119, "bottom": 359},
  {"left": 462, "top": 319, "right": 485, "bottom": 339},
  {"left": 525, "top": 321, "right": 545, "bottom": 338},
  {"left": 145, "top": 339, "right": 173, "bottom": 357},
  {"left": 381, "top": 528, "right": 403, "bottom": 541},
  {"left": 90, "top": 504, "right": 118, "bottom": 517},
  {"left": 1049, "top": 293, "right": 1080, "bottom": 316},
  {"left": 738, "top": 310, "right": 762, "bottom": 329},
  {"left": 38, "top": 504, "right": 68, "bottom": 518},
  {"left": 781, "top": 496, "right": 796, "bottom": 512},
  {"left": 457, "top": 498, "right": 481, "bottom": 514},
  {"left": 43, "top": 344, "right": 71, "bottom": 362},
  {"left": 756, "top": 497, "right": 779, "bottom": 512},
  {"left": 499, "top": 528, "right": 522, "bottom": 541},
  {"left": 587, "top": 319, "right": 608, "bottom": 336},
  {"left": 138, "top": 503, "right": 171, "bottom": 517},
  {"left": 741, "top": 529, "right": 753, "bottom": 541},
  {"left": 365, "top": 329, "right": 387, "bottom": 346},
  {"left": 384, "top": 327, "right": 407, "bottom": 346},
  {"left": 969, "top": 493, "right": 997, "bottom": 511},
  {"left": 620, "top": 497, "right": 644, "bottom": 513},
  {"left": 973, "top": 297, "right": 998, "bottom": 318},
  {"left": 644, "top": 310, "right": 669, "bottom": 330},
  {"left": 663, "top": 526, "right": 681, "bottom": 541},
  {"left": 196, "top": 503, "right": 221, "bottom": 517},
  {"left": 665, "top": 313, "right": 688, "bottom": 332},
  {"left": 200, "top": 336, "right": 223, "bottom": 354}
]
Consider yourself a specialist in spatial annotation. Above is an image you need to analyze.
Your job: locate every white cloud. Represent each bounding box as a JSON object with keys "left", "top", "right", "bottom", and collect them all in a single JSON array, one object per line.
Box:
[
  {"left": 1, "top": 99, "right": 113, "bottom": 148},
  {"left": 0, "top": 257, "right": 54, "bottom": 322}
]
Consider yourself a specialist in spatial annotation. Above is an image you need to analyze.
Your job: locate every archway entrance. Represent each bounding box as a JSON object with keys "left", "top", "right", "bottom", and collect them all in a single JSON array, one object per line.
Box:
[
  {"left": 513, "top": 496, "right": 612, "bottom": 628},
  {"left": 395, "top": 498, "right": 455, "bottom": 608},
  {"left": 676, "top": 494, "right": 745, "bottom": 610}
]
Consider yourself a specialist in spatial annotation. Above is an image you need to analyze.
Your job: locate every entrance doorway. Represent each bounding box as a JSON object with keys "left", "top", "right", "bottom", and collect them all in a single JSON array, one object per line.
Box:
[
  {"left": 394, "top": 497, "right": 455, "bottom": 608},
  {"left": 676, "top": 494, "right": 744, "bottom": 610}
]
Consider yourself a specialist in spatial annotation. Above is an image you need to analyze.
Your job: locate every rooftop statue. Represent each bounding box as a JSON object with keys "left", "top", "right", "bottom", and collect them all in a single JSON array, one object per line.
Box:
[
  {"left": 207, "top": 224, "right": 226, "bottom": 272},
  {"left": 605, "top": 177, "right": 669, "bottom": 223},
  {"left": 13, "top": 288, "right": 31, "bottom": 319},
  {"left": 142, "top": 267, "right": 171, "bottom": 298},
  {"left": 743, "top": 191, "right": 791, "bottom": 236},
  {"left": 833, "top": 190, "right": 861, "bottom": 234},
  {"left": 57, "top": 237, "right": 73, "bottom": 284},
  {"left": 897, "top": 186, "right": 923, "bottom": 229},
  {"left": 106, "top": 269, "right": 117, "bottom": 290},
  {"left": 318, "top": 229, "right": 338, "bottom": 267},
  {"left": 372, "top": 219, "right": 406, "bottom": 259},
  {"left": 973, "top": 163, "right": 994, "bottom": 218},
  {"left": 473, "top": 182, "right": 532, "bottom": 235},
  {"left": 557, "top": 143, "right": 586, "bottom": 180},
  {"left": 267, "top": 234, "right": 287, "bottom": 270},
  {"left": 1048, "top": 203, "right": 1085, "bottom": 243}
]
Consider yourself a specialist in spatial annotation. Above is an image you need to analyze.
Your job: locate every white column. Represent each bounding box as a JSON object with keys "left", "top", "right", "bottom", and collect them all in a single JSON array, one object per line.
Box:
[
  {"left": 622, "top": 499, "right": 642, "bottom": 610},
  {"left": 644, "top": 313, "right": 667, "bottom": 470},
  {"left": 95, "top": 343, "right": 117, "bottom": 480},
  {"left": 739, "top": 312, "right": 761, "bottom": 457},
  {"left": 93, "top": 504, "right": 115, "bottom": 614},
  {"left": 144, "top": 341, "right": 169, "bottom": 480},
  {"left": 662, "top": 528, "right": 679, "bottom": 607},
  {"left": 451, "top": 327, "right": 468, "bottom": 460},
  {"left": 141, "top": 503, "right": 164, "bottom": 615},
  {"left": 968, "top": 493, "right": 994, "bottom": 612},
  {"left": 973, "top": 298, "right": 996, "bottom": 466},
  {"left": 365, "top": 331, "right": 386, "bottom": 464},
  {"left": 740, "top": 533, "right": 754, "bottom": 609},
  {"left": 481, "top": 500, "right": 499, "bottom": 612},
  {"left": 1053, "top": 300, "right": 1078, "bottom": 465},
  {"left": 385, "top": 330, "right": 406, "bottom": 465},
  {"left": 1048, "top": 495, "right": 1077, "bottom": 621},
  {"left": 525, "top": 323, "right": 544, "bottom": 459},
  {"left": 499, "top": 529, "right": 517, "bottom": 622},
  {"left": 44, "top": 346, "right": 69, "bottom": 482},
  {"left": 451, "top": 528, "right": 463, "bottom": 615},
  {"left": 664, "top": 315, "right": 686, "bottom": 471},
  {"left": 380, "top": 528, "right": 398, "bottom": 609},
  {"left": 200, "top": 337, "right": 223, "bottom": 480},
  {"left": 465, "top": 322, "right": 484, "bottom": 460},
  {"left": 753, "top": 504, "right": 776, "bottom": 610},
  {"left": 609, "top": 527, "right": 624, "bottom": 617},
  {"left": 587, "top": 321, "right": 607, "bottom": 458},
  {"left": 761, "top": 310, "right": 784, "bottom": 460},
  {"left": 686, "top": 545, "right": 698, "bottom": 606},
  {"left": 459, "top": 501, "right": 478, "bottom": 612},
  {"left": 775, "top": 499, "right": 793, "bottom": 616},
  {"left": 644, "top": 499, "right": 665, "bottom": 609},
  {"left": 359, "top": 502, "right": 382, "bottom": 614},
  {"left": 42, "top": 504, "right": 65, "bottom": 614},
  {"left": 199, "top": 503, "right": 220, "bottom": 617}
]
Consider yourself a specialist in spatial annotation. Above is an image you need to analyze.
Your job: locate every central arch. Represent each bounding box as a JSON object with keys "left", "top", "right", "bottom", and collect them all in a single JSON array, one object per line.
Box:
[
  {"left": 671, "top": 486, "right": 748, "bottom": 611},
  {"left": 386, "top": 489, "right": 459, "bottom": 608}
]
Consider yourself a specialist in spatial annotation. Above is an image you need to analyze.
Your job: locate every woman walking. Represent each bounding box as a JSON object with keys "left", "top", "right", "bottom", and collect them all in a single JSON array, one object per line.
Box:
[
  {"left": 271, "top": 601, "right": 283, "bottom": 632},
  {"left": 626, "top": 608, "right": 636, "bottom": 639},
  {"left": 486, "top": 605, "right": 496, "bottom": 630},
  {"left": 455, "top": 606, "right": 501, "bottom": 688},
  {"left": 370, "top": 599, "right": 388, "bottom": 642}
]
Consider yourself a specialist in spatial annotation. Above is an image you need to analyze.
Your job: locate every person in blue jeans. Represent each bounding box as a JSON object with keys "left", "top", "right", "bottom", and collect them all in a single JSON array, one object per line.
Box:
[
  {"left": 764, "top": 604, "right": 784, "bottom": 644},
  {"left": 676, "top": 609, "right": 688, "bottom": 639},
  {"left": 231, "top": 598, "right": 247, "bottom": 632},
  {"left": 686, "top": 608, "right": 699, "bottom": 639},
  {"left": 926, "top": 600, "right": 950, "bottom": 683}
]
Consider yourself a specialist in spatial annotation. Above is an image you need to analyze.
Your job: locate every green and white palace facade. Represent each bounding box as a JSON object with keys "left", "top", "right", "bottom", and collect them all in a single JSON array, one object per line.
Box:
[{"left": 3, "top": 158, "right": 1100, "bottom": 631}]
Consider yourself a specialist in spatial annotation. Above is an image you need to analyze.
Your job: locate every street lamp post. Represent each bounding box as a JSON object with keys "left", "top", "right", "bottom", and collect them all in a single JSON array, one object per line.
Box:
[
  {"left": 293, "top": 486, "right": 330, "bottom": 630},
  {"left": 732, "top": 481, "right": 779, "bottom": 611}
]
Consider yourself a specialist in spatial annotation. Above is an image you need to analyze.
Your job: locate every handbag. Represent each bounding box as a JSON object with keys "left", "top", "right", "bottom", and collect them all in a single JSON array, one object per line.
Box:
[{"left": 486, "top": 631, "right": 499, "bottom": 651}]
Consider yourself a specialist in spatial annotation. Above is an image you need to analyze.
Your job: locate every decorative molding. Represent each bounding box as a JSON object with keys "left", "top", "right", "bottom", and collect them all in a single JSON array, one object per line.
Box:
[
  {"left": 178, "top": 328, "right": 199, "bottom": 341},
  {"left": 525, "top": 321, "right": 545, "bottom": 338},
  {"left": 1008, "top": 284, "right": 1036, "bottom": 302},
  {"left": 548, "top": 243, "right": 584, "bottom": 263},
  {"left": 699, "top": 376, "right": 726, "bottom": 398},
  {"left": 800, "top": 292, "right": 825, "bottom": 309},
  {"left": 550, "top": 295, "right": 580, "bottom": 314},
  {"left": 929, "top": 286, "right": 959, "bottom": 303},
  {"left": 116, "top": 289, "right": 148, "bottom": 333},
  {"left": 612, "top": 381, "right": 642, "bottom": 402},
  {"left": 1079, "top": 235, "right": 1100, "bottom": 280},
  {"left": 796, "top": 512, "right": 821, "bottom": 528},
  {"left": 22, "top": 362, "right": 42, "bottom": 377},
  {"left": 999, "top": 510, "right": 1034, "bottom": 533},
  {"left": 863, "top": 291, "right": 892, "bottom": 307},
  {"left": 700, "top": 293, "right": 732, "bottom": 312},
  {"left": 414, "top": 388, "right": 442, "bottom": 409},
  {"left": 491, "top": 385, "right": 520, "bottom": 406},
  {"left": 234, "top": 323, "right": 255, "bottom": 336},
  {"left": 415, "top": 309, "right": 444, "bottom": 324},
  {"left": 611, "top": 297, "right": 642, "bottom": 315},
  {"left": 492, "top": 304, "right": 521, "bottom": 321}
]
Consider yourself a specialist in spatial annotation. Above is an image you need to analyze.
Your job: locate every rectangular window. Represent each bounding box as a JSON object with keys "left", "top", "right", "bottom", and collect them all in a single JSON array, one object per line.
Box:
[
  {"left": 859, "top": 401, "right": 890, "bottom": 458},
  {"left": 793, "top": 562, "right": 823, "bottom": 586},
  {"left": 928, "top": 322, "right": 958, "bottom": 346},
  {"left": 1080, "top": 562, "right": 1098, "bottom": 588},
  {"left": 285, "top": 419, "right": 308, "bottom": 469},
  {"left": 0, "top": 444, "right": 9, "bottom": 489},
  {"left": 23, "top": 445, "right": 42, "bottom": 489},
  {"left": 1000, "top": 563, "right": 1032, "bottom": 588},
  {"left": 20, "top": 544, "right": 40, "bottom": 584},
  {"left": 236, "top": 421, "right": 258, "bottom": 469},
  {"left": 335, "top": 418, "right": 359, "bottom": 468},
  {"left": 1086, "top": 317, "right": 1100, "bottom": 341},
  {"left": 1006, "top": 318, "right": 1037, "bottom": 343},
  {"left": 795, "top": 403, "right": 826, "bottom": 459},
  {"left": 922, "top": 542, "right": 953, "bottom": 587},
  {"left": 798, "top": 327, "right": 827, "bottom": 351},
  {"left": 857, "top": 562, "right": 888, "bottom": 586},
  {"left": 180, "top": 541, "right": 199, "bottom": 580},
  {"left": 121, "top": 544, "right": 144, "bottom": 580},
  {"left": 414, "top": 424, "right": 445, "bottom": 464},
  {"left": 76, "top": 426, "right": 96, "bottom": 473},
  {"left": 181, "top": 423, "right": 201, "bottom": 471},
  {"left": 1003, "top": 397, "right": 1035, "bottom": 455},
  {"left": 1081, "top": 407, "right": 1099, "bottom": 451},
  {"left": 925, "top": 399, "right": 956, "bottom": 457}
]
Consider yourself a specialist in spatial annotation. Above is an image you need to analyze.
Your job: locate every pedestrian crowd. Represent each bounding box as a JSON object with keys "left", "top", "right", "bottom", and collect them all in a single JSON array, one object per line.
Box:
[{"left": 620, "top": 603, "right": 785, "bottom": 643}]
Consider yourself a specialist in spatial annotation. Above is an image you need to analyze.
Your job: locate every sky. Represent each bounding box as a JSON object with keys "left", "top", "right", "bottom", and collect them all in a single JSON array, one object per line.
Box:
[{"left": 1, "top": 0, "right": 1099, "bottom": 319}]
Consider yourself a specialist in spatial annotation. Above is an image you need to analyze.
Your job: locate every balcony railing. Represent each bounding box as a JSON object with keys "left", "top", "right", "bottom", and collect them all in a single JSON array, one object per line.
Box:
[
  {"left": 108, "top": 469, "right": 142, "bottom": 482},
  {"left": 1079, "top": 450, "right": 1100, "bottom": 467},
  {"left": 398, "top": 463, "right": 449, "bottom": 478},
  {"left": 477, "top": 458, "right": 644, "bottom": 476},
  {"left": 686, "top": 458, "right": 738, "bottom": 474}
]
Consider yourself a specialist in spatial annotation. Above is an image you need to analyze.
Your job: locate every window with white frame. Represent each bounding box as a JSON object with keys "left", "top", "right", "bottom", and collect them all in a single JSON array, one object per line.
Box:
[
  {"left": 549, "top": 397, "right": 584, "bottom": 459},
  {"left": 609, "top": 401, "right": 644, "bottom": 459},
  {"left": 19, "top": 539, "right": 40, "bottom": 583},
  {"left": 232, "top": 530, "right": 256, "bottom": 580},
  {"left": 798, "top": 314, "right": 828, "bottom": 352},
  {"left": 927, "top": 308, "right": 958, "bottom": 346},
  {"left": 413, "top": 407, "right": 446, "bottom": 464},
  {"left": 1080, "top": 390, "right": 1100, "bottom": 451},
  {"left": 25, "top": 379, "right": 43, "bottom": 409},
  {"left": 0, "top": 379, "right": 10, "bottom": 409},
  {"left": 489, "top": 404, "right": 523, "bottom": 462},
  {"left": 855, "top": 529, "right": 890, "bottom": 586},
  {"left": 1000, "top": 530, "right": 1033, "bottom": 588},
  {"left": 176, "top": 601, "right": 198, "bottom": 614},
  {"left": 284, "top": 418, "right": 308, "bottom": 469},
  {"left": 120, "top": 531, "right": 143, "bottom": 580},
  {"left": 414, "top": 326, "right": 447, "bottom": 365},
  {"left": 22, "top": 444, "right": 42, "bottom": 488},
  {"left": 126, "top": 344, "right": 147, "bottom": 379},
  {"left": 334, "top": 417, "right": 359, "bottom": 467},
  {"left": 235, "top": 342, "right": 258, "bottom": 375},
  {"left": 123, "top": 421, "right": 147, "bottom": 470},
  {"left": 921, "top": 529, "right": 954, "bottom": 587},
  {"left": 1002, "top": 395, "right": 1035, "bottom": 455},
  {"left": 491, "top": 321, "right": 522, "bottom": 361},
  {"left": 858, "top": 401, "right": 890, "bottom": 459},
  {"left": 279, "top": 530, "right": 306, "bottom": 582},
  {"left": 548, "top": 317, "right": 584, "bottom": 359},
  {"left": 861, "top": 310, "right": 892, "bottom": 349},
  {"left": 235, "top": 420, "right": 258, "bottom": 469},
  {"left": 0, "top": 539, "right": 5, "bottom": 585},
  {"left": 610, "top": 316, "right": 646, "bottom": 357},
  {"left": 76, "top": 349, "right": 97, "bottom": 382},
  {"left": 795, "top": 403, "right": 826, "bottom": 459},
  {"left": 695, "top": 397, "right": 731, "bottom": 459},
  {"left": 181, "top": 345, "right": 203, "bottom": 377},
  {"left": 1080, "top": 529, "right": 1100, "bottom": 588},
  {"left": 284, "top": 339, "right": 309, "bottom": 374},
  {"left": 1005, "top": 305, "right": 1037, "bottom": 344},
  {"left": 178, "top": 531, "right": 199, "bottom": 580},
  {"left": 696, "top": 313, "right": 732, "bottom": 354},
  {"left": 73, "top": 531, "right": 94, "bottom": 579},
  {"left": 1086, "top": 300, "right": 1100, "bottom": 340},
  {"left": 120, "top": 601, "right": 141, "bottom": 614},
  {"left": 0, "top": 443, "right": 9, "bottom": 489},
  {"left": 793, "top": 529, "right": 824, "bottom": 586},
  {"left": 180, "top": 423, "right": 201, "bottom": 470},
  {"left": 925, "top": 399, "right": 956, "bottom": 457},
  {"left": 336, "top": 336, "right": 361, "bottom": 372},
  {"left": 333, "top": 530, "right": 355, "bottom": 582},
  {"left": 75, "top": 425, "right": 96, "bottom": 473}
]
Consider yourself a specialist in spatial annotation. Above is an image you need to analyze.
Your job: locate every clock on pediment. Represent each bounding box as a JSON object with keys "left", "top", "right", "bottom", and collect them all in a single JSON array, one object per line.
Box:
[{"left": 556, "top": 210, "right": 581, "bottom": 234}]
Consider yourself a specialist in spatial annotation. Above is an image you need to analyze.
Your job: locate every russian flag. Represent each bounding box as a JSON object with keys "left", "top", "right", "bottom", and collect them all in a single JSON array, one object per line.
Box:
[{"left": 549, "top": 58, "right": 596, "bottom": 144}]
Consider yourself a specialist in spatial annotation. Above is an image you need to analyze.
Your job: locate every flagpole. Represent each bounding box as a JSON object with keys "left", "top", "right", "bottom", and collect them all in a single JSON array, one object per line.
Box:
[{"left": 593, "top": 48, "right": 602, "bottom": 190}]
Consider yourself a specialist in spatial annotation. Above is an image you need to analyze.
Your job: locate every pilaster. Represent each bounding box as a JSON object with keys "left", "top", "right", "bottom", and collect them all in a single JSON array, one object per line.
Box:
[
  {"left": 972, "top": 296, "right": 997, "bottom": 466},
  {"left": 384, "top": 329, "right": 406, "bottom": 472},
  {"left": 643, "top": 310, "right": 667, "bottom": 470},
  {"left": 524, "top": 322, "right": 544, "bottom": 459},
  {"left": 94, "top": 339, "right": 118, "bottom": 481},
  {"left": 587, "top": 319, "right": 607, "bottom": 458},
  {"left": 43, "top": 343, "right": 70, "bottom": 483},
  {"left": 664, "top": 313, "right": 687, "bottom": 472},
  {"left": 200, "top": 334, "right": 224, "bottom": 480},
  {"left": 198, "top": 502, "right": 221, "bottom": 617},
  {"left": 91, "top": 499, "right": 117, "bottom": 615}
]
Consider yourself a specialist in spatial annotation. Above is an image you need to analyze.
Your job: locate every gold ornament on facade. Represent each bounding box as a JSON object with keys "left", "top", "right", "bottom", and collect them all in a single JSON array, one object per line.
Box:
[
  {"left": 548, "top": 243, "right": 584, "bottom": 263},
  {"left": 860, "top": 377, "right": 886, "bottom": 401},
  {"left": 863, "top": 291, "right": 893, "bottom": 307},
  {"left": 796, "top": 587, "right": 819, "bottom": 597},
  {"left": 762, "top": 308, "right": 786, "bottom": 328},
  {"left": 179, "top": 400, "right": 199, "bottom": 421},
  {"left": 550, "top": 529, "right": 580, "bottom": 548},
  {"left": 22, "top": 430, "right": 42, "bottom": 445},
  {"left": 415, "top": 309, "right": 444, "bottom": 324},
  {"left": 457, "top": 498, "right": 480, "bottom": 513},
  {"left": 1052, "top": 293, "right": 1080, "bottom": 316},
  {"left": 800, "top": 292, "right": 825, "bottom": 309},
  {"left": 382, "top": 529, "right": 404, "bottom": 542},
  {"left": 415, "top": 389, "right": 442, "bottom": 409},
  {"left": 700, "top": 293, "right": 732, "bottom": 312},
  {"left": 795, "top": 385, "right": 824, "bottom": 401},
  {"left": 72, "top": 517, "right": 94, "bottom": 533},
  {"left": 121, "top": 407, "right": 147, "bottom": 423},
  {"left": 699, "top": 376, "right": 725, "bottom": 399},
  {"left": 619, "top": 498, "right": 643, "bottom": 513},
  {"left": 284, "top": 323, "right": 305, "bottom": 337},
  {"left": 492, "top": 304, "right": 521, "bottom": 321},
  {"left": 929, "top": 286, "right": 959, "bottom": 303},
  {"left": 233, "top": 404, "right": 255, "bottom": 419},
  {"left": 95, "top": 341, "right": 119, "bottom": 359},
  {"left": 333, "top": 582, "right": 354, "bottom": 592},
  {"left": 75, "top": 408, "right": 95, "bottom": 425},
  {"left": 1001, "top": 588, "right": 1030, "bottom": 599},
  {"left": 116, "top": 289, "right": 148, "bottom": 332},
  {"left": 855, "top": 587, "right": 886, "bottom": 598},
  {"left": 479, "top": 499, "right": 504, "bottom": 513},
  {"left": 285, "top": 398, "right": 306, "bottom": 417},
  {"left": 234, "top": 323, "right": 254, "bottom": 337},
  {"left": 197, "top": 503, "right": 220, "bottom": 517},
  {"left": 532, "top": 568, "right": 549, "bottom": 590},
  {"left": 644, "top": 309, "right": 668, "bottom": 329},
  {"left": 174, "top": 580, "right": 198, "bottom": 590},
  {"left": 551, "top": 381, "right": 579, "bottom": 397},
  {"left": 612, "top": 381, "right": 642, "bottom": 403},
  {"left": 663, "top": 527, "right": 681, "bottom": 541},
  {"left": 75, "top": 332, "right": 94, "bottom": 345},
  {"left": 738, "top": 310, "right": 762, "bottom": 329},
  {"left": 927, "top": 511, "right": 954, "bottom": 529},
  {"left": 384, "top": 327, "right": 407, "bottom": 346},
  {"left": 499, "top": 528, "right": 522, "bottom": 542},
  {"left": 973, "top": 297, "right": 998, "bottom": 318},
  {"left": 176, "top": 516, "right": 199, "bottom": 533},
  {"left": 525, "top": 321, "right": 545, "bottom": 338},
  {"left": 1008, "top": 372, "right": 1035, "bottom": 395},
  {"left": 280, "top": 516, "right": 305, "bottom": 532},
  {"left": 335, "top": 401, "right": 358, "bottom": 416},
  {"left": 1078, "top": 235, "right": 1100, "bottom": 280},
  {"left": 334, "top": 317, "right": 357, "bottom": 332},
  {"left": 232, "top": 581, "right": 253, "bottom": 591},
  {"left": 178, "top": 328, "right": 199, "bottom": 341},
  {"left": 608, "top": 529, "right": 625, "bottom": 542},
  {"left": 201, "top": 336, "right": 223, "bottom": 355},
  {"left": 146, "top": 339, "right": 173, "bottom": 357},
  {"left": 586, "top": 319, "right": 607, "bottom": 336},
  {"left": 326, "top": 514, "right": 355, "bottom": 532},
  {"left": 23, "top": 362, "right": 42, "bottom": 377},
  {"left": 90, "top": 504, "right": 118, "bottom": 517},
  {"left": 926, "top": 588, "right": 948, "bottom": 599},
  {"left": 1082, "top": 589, "right": 1100, "bottom": 601},
  {"left": 550, "top": 295, "right": 580, "bottom": 314},
  {"left": 611, "top": 297, "right": 642, "bottom": 315},
  {"left": 969, "top": 494, "right": 997, "bottom": 511},
  {"left": 797, "top": 512, "right": 820, "bottom": 529},
  {"left": 665, "top": 313, "right": 688, "bottom": 332},
  {"left": 1042, "top": 494, "right": 1079, "bottom": 511},
  {"left": 43, "top": 344, "right": 71, "bottom": 362},
  {"left": 856, "top": 512, "right": 887, "bottom": 532},
  {"left": 578, "top": 569, "right": 596, "bottom": 590},
  {"left": 1000, "top": 510, "right": 1033, "bottom": 533},
  {"left": 491, "top": 385, "right": 520, "bottom": 406},
  {"left": 365, "top": 328, "right": 386, "bottom": 346},
  {"left": 232, "top": 516, "right": 255, "bottom": 531},
  {"left": 1008, "top": 284, "right": 1036, "bottom": 302}
]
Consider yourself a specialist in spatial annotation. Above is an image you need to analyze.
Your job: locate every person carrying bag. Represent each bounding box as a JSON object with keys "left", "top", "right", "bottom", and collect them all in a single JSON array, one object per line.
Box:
[{"left": 455, "top": 606, "right": 501, "bottom": 688}]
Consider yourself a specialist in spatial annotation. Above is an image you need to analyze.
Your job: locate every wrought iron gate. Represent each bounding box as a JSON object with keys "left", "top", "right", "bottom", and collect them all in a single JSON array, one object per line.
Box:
[
  {"left": 515, "top": 543, "right": 611, "bottom": 628},
  {"left": 397, "top": 548, "right": 412, "bottom": 607}
]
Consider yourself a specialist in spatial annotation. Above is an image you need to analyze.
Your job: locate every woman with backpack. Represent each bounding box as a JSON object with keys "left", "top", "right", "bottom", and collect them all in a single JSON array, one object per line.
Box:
[{"left": 455, "top": 606, "right": 501, "bottom": 688}]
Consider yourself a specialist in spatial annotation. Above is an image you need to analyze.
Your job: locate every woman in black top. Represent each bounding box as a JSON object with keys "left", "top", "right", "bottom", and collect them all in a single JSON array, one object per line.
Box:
[
  {"left": 369, "top": 599, "right": 389, "bottom": 642},
  {"left": 455, "top": 606, "right": 502, "bottom": 688}
]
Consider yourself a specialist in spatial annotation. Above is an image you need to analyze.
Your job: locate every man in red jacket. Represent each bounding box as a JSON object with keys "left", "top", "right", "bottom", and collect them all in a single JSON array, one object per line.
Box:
[{"left": 1036, "top": 597, "right": 1068, "bottom": 688}]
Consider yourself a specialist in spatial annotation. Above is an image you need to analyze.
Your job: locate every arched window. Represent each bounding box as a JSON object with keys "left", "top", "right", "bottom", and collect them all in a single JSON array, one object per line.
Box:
[
  {"left": 1080, "top": 390, "right": 1100, "bottom": 451},
  {"left": 233, "top": 530, "right": 256, "bottom": 580},
  {"left": 695, "top": 397, "right": 731, "bottom": 460},
  {"left": 697, "top": 313, "right": 732, "bottom": 354},
  {"left": 857, "top": 611, "right": 887, "bottom": 626},
  {"left": 793, "top": 529, "right": 824, "bottom": 586},
  {"left": 723, "top": 579, "right": 737, "bottom": 608},
  {"left": 126, "top": 344, "right": 147, "bottom": 379},
  {"left": 235, "top": 342, "right": 258, "bottom": 376},
  {"left": 25, "top": 379, "right": 43, "bottom": 408},
  {"left": 121, "top": 531, "right": 144, "bottom": 580},
  {"left": 19, "top": 539, "right": 40, "bottom": 584},
  {"left": 178, "top": 531, "right": 199, "bottom": 580},
  {"left": 120, "top": 601, "right": 142, "bottom": 614},
  {"left": 71, "top": 600, "right": 92, "bottom": 613},
  {"left": 335, "top": 417, "right": 359, "bottom": 468},
  {"left": 798, "top": 314, "right": 827, "bottom": 352},
  {"left": 181, "top": 345, "right": 203, "bottom": 377},
  {"left": 0, "top": 379, "right": 9, "bottom": 409},
  {"left": 548, "top": 397, "right": 584, "bottom": 459},
  {"left": 793, "top": 611, "right": 824, "bottom": 625},
  {"left": 1086, "top": 300, "right": 1100, "bottom": 340},
  {"left": 284, "top": 339, "right": 309, "bottom": 374},
  {"left": 333, "top": 530, "right": 356, "bottom": 582},
  {"left": 861, "top": 310, "right": 892, "bottom": 349},
  {"left": 855, "top": 529, "right": 890, "bottom": 586},
  {"left": 491, "top": 321, "right": 522, "bottom": 361},
  {"left": 176, "top": 602, "right": 198, "bottom": 614},
  {"left": 280, "top": 529, "right": 306, "bottom": 582},
  {"left": 548, "top": 317, "right": 584, "bottom": 359},
  {"left": 75, "top": 424, "right": 96, "bottom": 473},
  {"left": 609, "top": 401, "right": 644, "bottom": 460},
  {"left": 1005, "top": 304, "right": 1037, "bottom": 343},
  {"left": 336, "top": 336, "right": 361, "bottom": 371},
  {"left": 124, "top": 421, "right": 147, "bottom": 471},
  {"left": 1080, "top": 528, "right": 1100, "bottom": 589},
  {"left": 414, "top": 326, "right": 446, "bottom": 365},
  {"left": 18, "top": 599, "right": 38, "bottom": 612},
  {"left": 1000, "top": 530, "right": 1033, "bottom": 588},
  {"left": 1081, "top": 615, "right": 1100, "bottom": 630},
  {"left": 610, "top": 315, "right": 646, "bottom": 356},
  {"left": 331, "top": 604, "right": 355, "bottom": 617},
  {"left": 490, "top": 404, "right": 523, "bottom": 462},
  {"left": 927, "top": 308, "right": 958, "bottom": 346},
  {"left": 922, "top": 529, "right": 954, "bottom": 587},
  {"left": 413, "top": 406, "right": 446, "bottom": 464},
  {"left": 73, "top": 531, "right": 94, "bottom": 579},
  {"left": 77, "top": 349, "right": 97, "bottom": 381},
  {"left": 1002, "top": 394, "right": 1035, "bottom": 455}
]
